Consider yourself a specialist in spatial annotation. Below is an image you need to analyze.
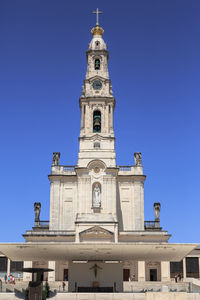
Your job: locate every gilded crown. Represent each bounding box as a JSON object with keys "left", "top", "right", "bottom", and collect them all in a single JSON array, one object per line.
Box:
[{"left": 91, "top": 25, "right": 104, "bottom": 37}]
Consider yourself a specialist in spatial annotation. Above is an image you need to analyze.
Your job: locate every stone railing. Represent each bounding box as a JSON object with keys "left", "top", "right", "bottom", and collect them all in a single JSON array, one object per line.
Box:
[
  {"left": 119, "top": 166, "right": 132, "bottom": 171},
  {"left": 144, "top": 221, "right": 161, "bottom": 231},
  {"left": 118, "top": 165, "right": 143, "bottom": 175},
  {"left": 63, "top": 166, "right": 75, "bottom": 172},
  {"left": 39, "top": 221, "right": 49, "bottom": 227},
  {"left": 51, "top": 165, "right": 76, "bottom": 175}
]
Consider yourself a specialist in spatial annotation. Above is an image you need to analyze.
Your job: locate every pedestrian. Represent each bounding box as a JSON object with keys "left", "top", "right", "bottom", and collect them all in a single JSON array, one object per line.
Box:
[
  {"left": 62, "top": 281, "right": 66, "bottom": 291},
  {"left": 0, "top": 279, "right": 2, "bottom": 292},
  {"left": 4, "top": 274, "right": 7, "bottom": 283},
  {"left": 131, "top": 274, "right": 135, "bottom": 281},
  {"left": 178, "top": 273, "right": 182, "bottom": 282}
]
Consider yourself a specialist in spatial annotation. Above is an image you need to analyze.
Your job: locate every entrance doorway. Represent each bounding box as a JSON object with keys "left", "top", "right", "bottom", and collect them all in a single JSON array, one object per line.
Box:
[
  {"left": 150, "top": 269, "right": 157, "bottom": 281},
  {"left": 63, "top": 269, "right": 68, "bottom": 281}
]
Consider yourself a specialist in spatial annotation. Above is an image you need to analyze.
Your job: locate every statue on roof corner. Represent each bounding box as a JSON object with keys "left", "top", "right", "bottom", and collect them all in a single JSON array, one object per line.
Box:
[
  {"left": 154, "top": 202, "right": 161, "bottom": 221},
  {"left": 52, "top": 152, "right": 60, "bottom": 166},
  {"left": 34, "top": 202, "right": 41, "bottom": 226},
  {"left": 134, "top": 152, "right": 142, "bottom": 166}
]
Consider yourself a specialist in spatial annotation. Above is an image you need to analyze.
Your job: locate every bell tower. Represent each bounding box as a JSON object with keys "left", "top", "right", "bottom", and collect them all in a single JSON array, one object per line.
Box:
[{"left": 78, "top": 14, "right": 116, "bottom": 168}]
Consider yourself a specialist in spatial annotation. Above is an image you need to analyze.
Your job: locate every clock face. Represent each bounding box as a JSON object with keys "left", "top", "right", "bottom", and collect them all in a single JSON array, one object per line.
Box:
[{"left": 93, "top": 80, "right": 102, "bottom": 90}]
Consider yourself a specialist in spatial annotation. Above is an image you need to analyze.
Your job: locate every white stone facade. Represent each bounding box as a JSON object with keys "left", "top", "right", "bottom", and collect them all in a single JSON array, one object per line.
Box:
[
  {"left": 15, "top": 24, "right": 198, "bottom": 295},
  {"left": 47, "top": 27, "right": 149, "bottom": 239}
]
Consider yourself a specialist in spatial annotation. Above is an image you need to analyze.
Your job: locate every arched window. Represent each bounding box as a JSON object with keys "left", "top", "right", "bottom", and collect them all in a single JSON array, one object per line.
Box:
[
  {"left": 93, "top": 183, "right": 101, "bottom": 208},
  {"left": 93, "top": 110, "right": 101, "bottom": 133},
  {"left": 95, "top": 59, "right": 100, "bottom": 70}
]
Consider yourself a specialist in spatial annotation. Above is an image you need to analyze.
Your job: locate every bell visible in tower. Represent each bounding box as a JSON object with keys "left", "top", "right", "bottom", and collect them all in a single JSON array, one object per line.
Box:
[
  {"left": 95, "top": 58, "right": 100, "bottom": 70},
  {"left": 93, "top": 110, "right": 101, "bottom": 132}
]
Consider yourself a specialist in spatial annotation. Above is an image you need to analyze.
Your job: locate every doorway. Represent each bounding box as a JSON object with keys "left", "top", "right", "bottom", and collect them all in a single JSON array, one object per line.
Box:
[
  {"left": 63, "top": 269, "right": 68, "bottom": 281},
  {"left": 150, "top": 269, "right": 157, "bottom": 281}
]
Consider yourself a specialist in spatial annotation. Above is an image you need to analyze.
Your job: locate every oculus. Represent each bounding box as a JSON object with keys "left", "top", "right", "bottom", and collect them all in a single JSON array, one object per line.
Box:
[{"left": 93, "top": 80, "right": 102, "bottom": 90}]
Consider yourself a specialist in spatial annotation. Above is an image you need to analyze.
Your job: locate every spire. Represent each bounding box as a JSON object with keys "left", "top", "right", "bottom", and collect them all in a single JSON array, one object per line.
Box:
[{"left": 91, "top": 8, "right": 104, "bottom": 37}]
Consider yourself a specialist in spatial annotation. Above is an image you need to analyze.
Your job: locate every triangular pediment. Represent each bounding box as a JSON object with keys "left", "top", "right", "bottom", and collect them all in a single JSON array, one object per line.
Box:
[
  {"left": 88, "top": 75, "right": 107, "bottom": 83},
  {"left": 80, "top": 226, "right": 113, "bottom": 237},
  {"left": 91, "top": 134, "right": 102, "bottom": 141}
]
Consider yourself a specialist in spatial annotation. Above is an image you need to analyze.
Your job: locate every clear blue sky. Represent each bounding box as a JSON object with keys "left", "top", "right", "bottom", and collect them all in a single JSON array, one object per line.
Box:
[{"left": 0, "top": 0, "right": 200, "bottom": 243}]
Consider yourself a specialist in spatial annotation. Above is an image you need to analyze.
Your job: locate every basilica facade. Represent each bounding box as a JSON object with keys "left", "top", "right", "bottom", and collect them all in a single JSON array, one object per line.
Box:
[{"left": 0, "top": 19, "right": 199, "bottom": 295}]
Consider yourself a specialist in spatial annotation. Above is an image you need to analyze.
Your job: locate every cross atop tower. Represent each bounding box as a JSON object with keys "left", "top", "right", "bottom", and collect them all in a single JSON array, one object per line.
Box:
[{"left": 93, "top": 8, "right": 103, "bottom": 26}]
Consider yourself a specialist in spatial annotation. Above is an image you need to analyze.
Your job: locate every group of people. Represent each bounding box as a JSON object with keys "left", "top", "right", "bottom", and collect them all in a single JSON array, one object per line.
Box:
[
  {"left": 175, "top": 273, "right": 182, "bottom": 283},
  {"left": 4, "top": 274, "right": 15, "bottom": 284}
]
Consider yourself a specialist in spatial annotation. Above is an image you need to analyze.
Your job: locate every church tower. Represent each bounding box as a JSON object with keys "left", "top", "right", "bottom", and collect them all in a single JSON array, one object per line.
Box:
[
  {"left": 24, "top": 11, "right": 170, "bottom": 248},
  {"left": 78, "top": 20, "right": 116, "bottom": 167}
]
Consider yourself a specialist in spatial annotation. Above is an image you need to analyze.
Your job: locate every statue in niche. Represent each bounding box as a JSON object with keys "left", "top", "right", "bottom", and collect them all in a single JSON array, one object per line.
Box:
[
  {"left": 34, "top": 202, "right": 41, "bottom": 224},
  {"left": 93, "top": 184, "right": 101, "bottom": 208},
  {"left": 134, "top": 152, "right": 142, "bottom": 166},
  {"left": 52, "top": 152, "right": 60, "bottom": 166}
]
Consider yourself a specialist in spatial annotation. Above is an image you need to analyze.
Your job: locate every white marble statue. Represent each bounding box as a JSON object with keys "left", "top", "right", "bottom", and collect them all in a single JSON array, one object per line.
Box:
[{"left": 93, "top": 184, "right": 101, "bottom": 208}]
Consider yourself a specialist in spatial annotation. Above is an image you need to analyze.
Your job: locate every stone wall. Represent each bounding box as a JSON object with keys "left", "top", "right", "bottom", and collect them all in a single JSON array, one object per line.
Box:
[{"left": 1, "top": 292, "right": 200, "bottom": 300}]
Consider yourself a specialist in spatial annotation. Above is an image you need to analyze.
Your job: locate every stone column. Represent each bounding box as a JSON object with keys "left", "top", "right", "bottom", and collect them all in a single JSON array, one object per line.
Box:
[
  {"left": 138, "top": 261, "right": 145, "bottom": 281},
  {"left": 81, "top": 104, "right": 84, "bottom": 128},
  {"left": 161, "top": 261, "right": 170, "bottom": 281},
  {"left": 110, "top": 104, "right": 113, "bottom": 129},
  {"left": 114, "top": 224, "right": 118, "bottom": 243},
  {"left": 23, "top": 261, "right": 32, "bottom": 281},
  {"left": 198, "top": 257, "right": 200, "bottom": 279},
  {"left": 183, "top": 258, "right": 186, "bottom": 279},
  {"left": 7, "top": 258, "right": 10, "bottom": 277},
  {"left": 48, "top": 261, "right": 56, "bottom": 282}
]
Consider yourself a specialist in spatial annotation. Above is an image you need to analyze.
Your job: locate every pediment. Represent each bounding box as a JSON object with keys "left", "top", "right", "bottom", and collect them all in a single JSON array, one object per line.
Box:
[
  {"left": 88, "top": 75, "right": 107, "bottom": 83},
  {"left": 80, "top": 226, "right": 113, "bottom": 237},
  {"left": 91, "top": 134, "right": 102, "bottom": 141}
]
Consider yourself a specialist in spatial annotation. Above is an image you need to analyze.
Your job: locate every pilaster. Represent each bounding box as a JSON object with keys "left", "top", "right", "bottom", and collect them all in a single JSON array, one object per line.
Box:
[
  {"left": 23, "top": 261, "right": 32, "bottom": 281},
  {"left": 7, "top": 258, "right": 10, "bottom": 277},
  {"left": 161, "top": 261, "right": 170, "bottom": 281},
  {"left": 48, "top": 261, "right": 56, "bottom": 281},
  {"left": 138, "top": 261, "right": 145, "bottom": 281},
  {"left": 183, "top": 258, "right": 186, "bottom": 279},
  {"left": 198, "top": 257, "right": 200, "bottom": 278}
]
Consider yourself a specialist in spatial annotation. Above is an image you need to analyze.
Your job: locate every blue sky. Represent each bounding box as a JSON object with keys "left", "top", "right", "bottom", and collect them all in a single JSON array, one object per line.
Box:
[{"left": 0, "top": 0, "right": 200, "bottom": 243}]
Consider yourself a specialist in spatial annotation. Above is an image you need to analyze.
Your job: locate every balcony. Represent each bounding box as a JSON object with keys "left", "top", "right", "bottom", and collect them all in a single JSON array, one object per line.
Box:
[
  {"left": 144, "top": 221, "right": 162, "bottom": 231},
  {"left": 118, "top": 165, "right": 143, "bottom": 175},
  {"left": 51, "top": 165, "right": 76, "bottom": 175},
  {"left": 33, "top": 220, "right": 49, "bottom": 231}
]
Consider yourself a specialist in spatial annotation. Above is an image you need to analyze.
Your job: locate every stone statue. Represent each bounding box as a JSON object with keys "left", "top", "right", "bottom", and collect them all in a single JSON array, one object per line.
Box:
[
  {"left": 93, "top": 184, "right": 100, "bottom": 208},
  {"left": 34, "top": 202, "right": 41, "bottom": 225},
  {"left": 52, "top": 152, "right": 60, "bottom": 166},
  {"left": 134, "top": 152, "right": 142, "bottom": 166},
  {"left": 154, "top": 202, "right": 161, "bottom": 221}
]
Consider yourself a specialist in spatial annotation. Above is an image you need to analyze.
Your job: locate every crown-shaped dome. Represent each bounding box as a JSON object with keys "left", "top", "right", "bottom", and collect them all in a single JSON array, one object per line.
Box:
[{"left": 91, "top": 25, "right": 104, "bottom": 37}]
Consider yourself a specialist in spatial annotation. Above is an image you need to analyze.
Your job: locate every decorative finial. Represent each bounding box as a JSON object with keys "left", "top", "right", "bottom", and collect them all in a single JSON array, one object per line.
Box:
[
  {"left": 93, "top": 8, "right": 103, "bottom": 26},
  {"left": 91, "top": 8, "right": 104, "bottom": 37}
]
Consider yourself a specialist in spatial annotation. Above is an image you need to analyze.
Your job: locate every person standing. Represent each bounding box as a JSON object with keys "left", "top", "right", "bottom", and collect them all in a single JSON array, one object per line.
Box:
[
  {"left": 4, "top": 274, "right": 7, "bottom": 283},
  {"left": 0, "top": 279, "right": 2, "bottom": 292}
]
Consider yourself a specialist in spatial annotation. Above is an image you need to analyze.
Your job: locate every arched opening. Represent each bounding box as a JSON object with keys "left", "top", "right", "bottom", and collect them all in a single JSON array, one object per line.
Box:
[
  {"left": 93, "top": 110, "right": 101, "bottom": 133},
  {"left": 93, "top": 182, "right": 101, "bottom": 208},
  {"left": 94, "top": 58, "right": 100, "bottom": 70}
]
